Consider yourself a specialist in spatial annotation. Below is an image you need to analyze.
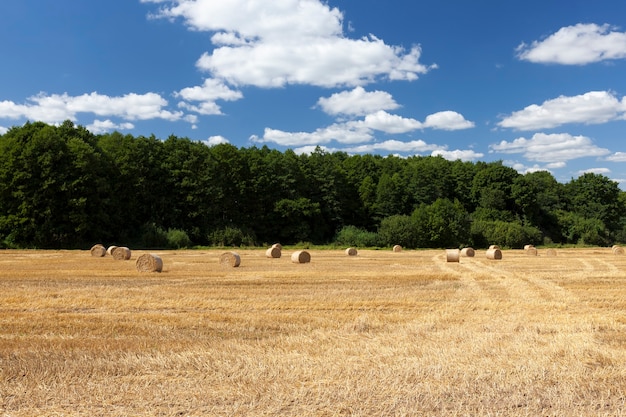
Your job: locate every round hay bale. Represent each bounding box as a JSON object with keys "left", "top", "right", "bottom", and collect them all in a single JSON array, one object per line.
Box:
[
  {"left": 524, "top": 244, "right": 534, "bottom": 251},
  {"left": 266, "top": 246, "right": 281, "bottom": 258},
  {"left": 446, "top": 249, "right": 460, "bottom": 263},
  {"left": 271, "top": 243, "right": 283, "bottom": 250},
  {"left": 489, "top": 244, "right": 500, "bottom": 250},
  {"left": 219, "top": 251, "right": 241, "bottom": 267},
  {"left": 136, "top": 254, "right": 163, "bottom": 272},
  {"left": 486, "top": 248, "right": 502, "bottom": 260},
  {"left": 111, "top": 246, "right": 131, "bottom": 260},
  {"left": 90, "top": 244, "right": 106, "bottom": 257},
  {"left": 106, "top": 245, "right": 118, "bottom": 256},
  {"left": 613, "top": 246, "right": 625, "bottom": 255},
  {"left": 546, "top": 248, "right": 557, "bottom": 257},
  {"left": 460, "top": 247, "right": 475, "bottom": 257},
  {"left": 291, "top": 250, "right": 311, "bottom": 264},
  {"left": 345, "top": 247, "right": 358, "bottom": 256},
  {"left": 526, "top": 247, "right": 538, "bottom": 256},
  {"left": 392, "top": 245, "right": 402, "bottom": 253}
]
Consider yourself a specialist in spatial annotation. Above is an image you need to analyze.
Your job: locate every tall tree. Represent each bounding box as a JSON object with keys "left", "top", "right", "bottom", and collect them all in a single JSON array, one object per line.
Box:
[{"left": 0, "top": 121, "right": 113, "bottom": 247}]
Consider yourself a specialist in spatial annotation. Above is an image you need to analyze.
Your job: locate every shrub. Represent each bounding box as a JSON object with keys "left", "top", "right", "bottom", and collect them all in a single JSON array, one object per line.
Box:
[
  {"left": 470, "top": 219, "right": 542, "bottom": 248},
  {"left": 378, "top": 215, "right": 418, "bottom": 248},
  {"left": 334, "top": 225, "right": 379, "bottom": 247},
  {"left": 166, "top": 228, "right": 192, "bottom": 249},
  {"left": 140, "top": 223, "right": 169, "bottom": 248},
  {"left": 208, "top": 226, "right": 256, "bottom": 247}
]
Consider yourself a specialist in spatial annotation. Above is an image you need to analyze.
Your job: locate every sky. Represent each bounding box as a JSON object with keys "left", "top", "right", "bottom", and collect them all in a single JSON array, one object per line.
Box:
[{"left": 1, "top": 0, "right": 626, "bottom": 187}]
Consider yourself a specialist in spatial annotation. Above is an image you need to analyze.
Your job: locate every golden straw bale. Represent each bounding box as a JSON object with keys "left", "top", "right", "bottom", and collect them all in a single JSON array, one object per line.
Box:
[
  {"left": 219, "top": 251, "right": 241, "bottom": 267},
  {"left": 266, "top": 246, "right": 281, "bottom": 258},
  {"left": 546, "top": 248, "right": 557, "bottom": 256},
  {"left": 291, "top": 250, "right": 311, "bottom": 263},
  {"left": 271, "top": 243, "right": 283, "bottom": 250},
  {"left": 524, "top": 244, "right": 534, "bottom": 251},
  {"left": 90, "top": 244, "right": 106, "bottom": 257},
  {"left": 460, "top": 247, "right": 475, "bottom": 257},
  {"left": 392, "top": 245, "right": 402, "bottom": 252},
  {"left": 111, "top": 246, "right": 131, "bottom": 260},
  {"left": 106, "top": 245, "right": 118, "bottom": 256},
  {"left": 345, "top": 247, "right": 358, "bottom": 256},
  {"left": 446, "top": 249, "right": 460, "bottom": 262},
  {"left": 486, "top": 248, "right": 502, "bottom": 260},
  {"left": 613, "top": 246, "right": 625, "bottom": 255},
  {"left": 526, "top": 247, "right": 538, "bottom": 256},
  {"left": 136, "top": 254, "right": 163, "bottom": 272},
  {"left": 489, "top": 244, "right": 500, "bottom": 250}
]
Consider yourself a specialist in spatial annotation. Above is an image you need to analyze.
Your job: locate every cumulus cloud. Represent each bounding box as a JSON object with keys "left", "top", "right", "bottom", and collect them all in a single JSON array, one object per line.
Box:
[
  {"left": 0, "top": 91, "right": 183, "bottom": 126},
  {"left": 345, "top": 139, "right": 442, "bottom": 154},
  {"left": 145, "top": 0, "right": 436, "bottom": 88},
  {"left": 0, "top": 126, "right": 7, "bottom": 135},
  {"left": 607, "top": 152, "right": 626, "bottom": 162},
  {"left": 579, "top": 167, "right": 611, "bottom": 175},
  {"left": 489, "top": 132, "right": 611, "bottom": 163},
  {"left": 423, "top": 111, "right": 475, "bottom": 130},
  {"left": 431, "top": 149, "right": 484, "bottom": 162},
  {"left": 250, "top": 122, "right": 374, "bottom": 147},
  {"left": 517, "top": 23, "right": 626, "bottom": 65},
  {"left": 360, "top": 111, "right": 422, "bottom": 134},
  {"left": 317, "top": 87, "right": 399, "bottom": 116},
  {"left": 498, "top": 91, "right": 626, "bottom": 130},
  {"left": 203, "top": 135, "right": 230, "bottom": 146},
  {"left": 87, "top": 119, "right": 135, "bottom": 134},
  {"left": 175, "top": 78, "right": 243, "bottom": 115}
]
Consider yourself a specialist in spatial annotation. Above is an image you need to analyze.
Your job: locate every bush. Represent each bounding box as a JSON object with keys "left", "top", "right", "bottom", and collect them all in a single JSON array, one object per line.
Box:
[
  {"left": 166, "top": 228, "right": 192, "bottom": 249},
  {"left": 334, "top": 225, "right": 380, "bottom": 247},
  {"left": 378, "top": 215, "right": 418, "bottom": 248},
  {"left": 140, "top": 223, "right": 169, "bottom": 248},
  {"left": 470, "top": 219, "right": 542, "bottom": 248},
  {"left": 208, "top": 226, "right": 256, "bottom": 247}
]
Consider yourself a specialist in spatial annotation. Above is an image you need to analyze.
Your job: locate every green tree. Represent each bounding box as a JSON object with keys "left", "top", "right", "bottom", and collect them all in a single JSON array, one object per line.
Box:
[
  {"left": 0, "top": 121, "right": 113, "bottom": 247},
  {"left": 564, "top": 173, "right": 622, "bottom": 233},
  {"left": 412, "top": 198, "right": 470, "bottom": 248},
  {"left": 378, "top": 215, "right": 418, "bottom": 248}
]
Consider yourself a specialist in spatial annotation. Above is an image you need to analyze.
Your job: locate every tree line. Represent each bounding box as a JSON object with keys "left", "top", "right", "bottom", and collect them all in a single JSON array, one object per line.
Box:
[{"left": 0, "top": 121, "right": 624, "bottom": 249}]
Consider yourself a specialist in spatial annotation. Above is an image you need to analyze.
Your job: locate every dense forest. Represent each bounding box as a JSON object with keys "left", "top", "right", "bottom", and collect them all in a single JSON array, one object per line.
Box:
[{"left": 0, "top": 121, "right": 624, "bottom": 249}]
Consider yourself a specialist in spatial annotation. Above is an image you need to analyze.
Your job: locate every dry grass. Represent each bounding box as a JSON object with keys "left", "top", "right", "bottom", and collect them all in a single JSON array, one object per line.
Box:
[{"left": 1, "top": 248, "right": 626, "bottom": 416}]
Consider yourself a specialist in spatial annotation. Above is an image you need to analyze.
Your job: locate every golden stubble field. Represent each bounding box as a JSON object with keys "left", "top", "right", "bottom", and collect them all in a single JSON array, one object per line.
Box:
[{"left": 1, "top": 247, "right": 626, "bottom": 416}]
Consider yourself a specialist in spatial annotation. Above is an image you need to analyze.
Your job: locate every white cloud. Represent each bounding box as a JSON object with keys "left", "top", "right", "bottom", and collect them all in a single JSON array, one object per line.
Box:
[
  {"left": 0, "top": 126, "right": 7, "bottom": 135},
  {"left": 489, "top": 132, "right": 611, "bottom": 163},
  {"left": 176, "top": 78, "right": 242, "bottom": 102},
  {"left": 607, "top": 152, "right": 626, "bottom": 162},
  {"left": 517, "top": 23, "right": 626, "bottom": 65},
  {"left": 0, "top": 91, "right": 184, "bottom": 124},
  {"left": 250, "top": 122, "right": 373, "bottom": 147},
  {"left": 203, "top": 135, "right": 230, "bottom": 146},
  {"left": 87, "top": 119, "right": 135, "bottom": 134},
  {"left": 579, "top": 167, "right": 611, "bottom": 176},
  {"left": 293, "top": 145, "right": 336, "bottom": 155},
  {"left": 252, "top": 105, "right": 474, "bottom": 149},
  {"left": 423, "top": 111, "right": 475, "bottom": 130},
  {"left": 345, "top": 139, "right": 442, "bottom": 154},
  {"left": 317, "top": 87, "right": 399, "bottom": 116},
  {"left": 360, "top": 111, "right": 422, "bottom": 134},
  {"left": 498, "top": 91, "right": 626, "bottom": 130},
  {"left": 431, "top": 149, "right": 484, "bottom": 162},
  {"left": 175, "top": 78, "right": 243, "bottom": 115},
  {"left": 147, "top": 0, "right": 435, "bottom": 88}
]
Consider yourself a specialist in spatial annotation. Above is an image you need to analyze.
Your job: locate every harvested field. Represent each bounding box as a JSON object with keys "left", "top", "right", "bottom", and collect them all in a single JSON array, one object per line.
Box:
[{"left": 1, "top": 247, "right": 626, "bottom": 416}]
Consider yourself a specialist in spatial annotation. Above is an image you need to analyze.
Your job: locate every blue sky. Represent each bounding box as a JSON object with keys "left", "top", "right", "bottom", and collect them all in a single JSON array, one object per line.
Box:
[{"left": 2, "top": 0, "right": 626, "bottom": 187}]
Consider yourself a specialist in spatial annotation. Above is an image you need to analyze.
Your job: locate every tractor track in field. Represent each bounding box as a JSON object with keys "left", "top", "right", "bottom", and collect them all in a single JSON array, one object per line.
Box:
[{"left": 432, "top": 252, "right": 580, "bottom": 312}]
